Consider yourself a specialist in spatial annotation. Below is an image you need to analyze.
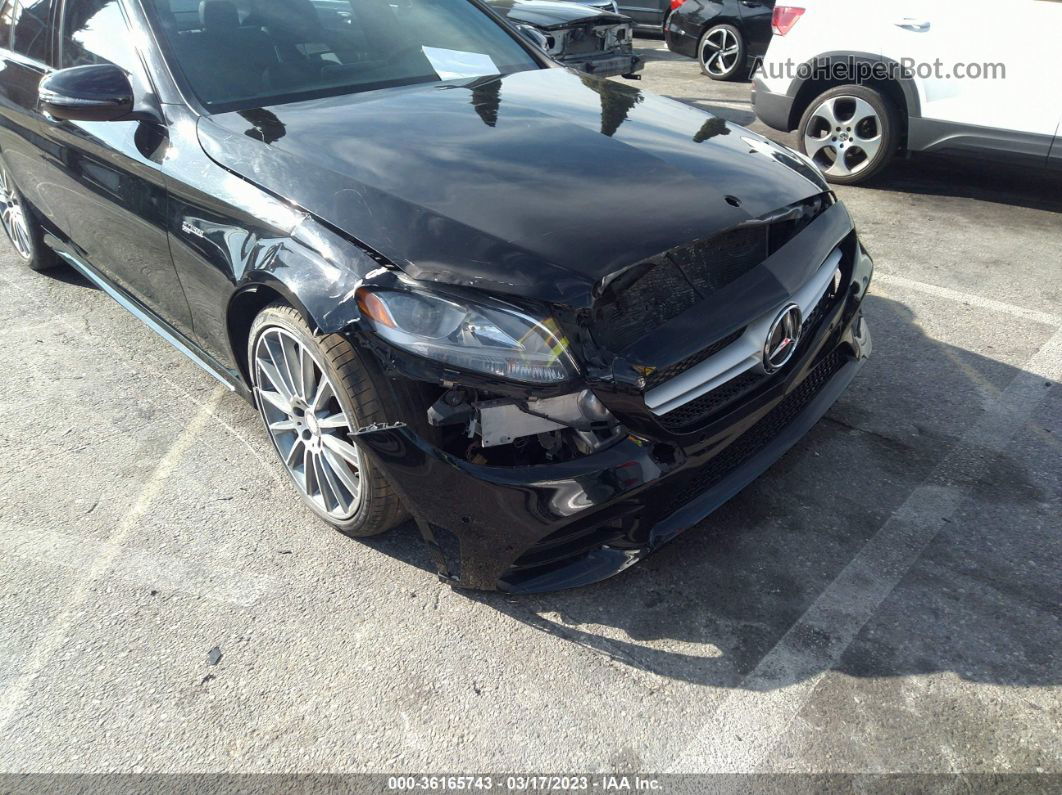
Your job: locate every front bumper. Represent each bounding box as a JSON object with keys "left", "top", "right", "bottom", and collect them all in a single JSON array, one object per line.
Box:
[
  {"left": 352, "top": 267, "right": 873, "bottom": 593},
  {"left": 559, "top": 51, "right": 644, "bottom": 79}
]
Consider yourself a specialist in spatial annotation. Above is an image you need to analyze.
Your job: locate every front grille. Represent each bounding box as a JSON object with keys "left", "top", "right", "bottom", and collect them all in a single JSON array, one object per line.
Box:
[
  {"left": 801, "top": 278, "right": 836, "bottom": 338},
  {"left": 592, "top": 194, "right": 833, "bottom": 351},
  {"left": 644, "top": 328, "right": 744, "bottom": 391},
  {"left": 654, "top": 261, "right": 844, "bottom": 431},
  {"left": 658, "top": 349, "right": 847, "bottom": 518},
  {"left": 658, "top": 369, "right": 765, "bottom": 431}
]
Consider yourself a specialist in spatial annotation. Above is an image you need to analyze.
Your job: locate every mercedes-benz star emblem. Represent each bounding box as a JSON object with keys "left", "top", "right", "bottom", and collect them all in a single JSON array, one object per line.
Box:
[{"left": 763, "top": 304, "right": 803, "bottom": 373}]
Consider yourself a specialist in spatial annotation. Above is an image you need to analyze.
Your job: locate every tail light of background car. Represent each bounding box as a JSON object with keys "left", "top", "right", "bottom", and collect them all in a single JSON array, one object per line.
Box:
[
  {"left": 771, "top": 6, "right": 805, "bottom": 35},
  {"left": 670, "top": 0, "right": 687, "bottom": 11}
]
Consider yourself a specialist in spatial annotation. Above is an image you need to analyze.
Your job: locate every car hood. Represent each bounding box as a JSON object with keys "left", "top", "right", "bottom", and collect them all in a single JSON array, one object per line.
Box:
[
  {"left": 198, "top": 68, "right": 827, "bottom": 307},
  {"left": 488, "top": 0, "right": 627, "bottom": 28}
]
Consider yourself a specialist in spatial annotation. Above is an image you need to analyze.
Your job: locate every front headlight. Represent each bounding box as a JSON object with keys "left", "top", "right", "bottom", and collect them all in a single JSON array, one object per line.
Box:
[{"left": 356, "top": 287, "right": 578, "bottom": 384}]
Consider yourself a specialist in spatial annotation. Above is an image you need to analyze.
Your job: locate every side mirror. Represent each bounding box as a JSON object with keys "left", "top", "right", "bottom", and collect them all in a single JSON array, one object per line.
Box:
[
  {"left": 39, "top": 64, "right": 135, "bottom": 123},
  {"left": 516, "top": 24, "right": 552, "bottom": 52}
]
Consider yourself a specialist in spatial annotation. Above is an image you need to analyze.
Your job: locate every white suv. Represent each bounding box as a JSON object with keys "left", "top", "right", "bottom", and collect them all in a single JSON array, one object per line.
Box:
[{"left": 752, "top": 0, "right": 1062, "bottom": 183}]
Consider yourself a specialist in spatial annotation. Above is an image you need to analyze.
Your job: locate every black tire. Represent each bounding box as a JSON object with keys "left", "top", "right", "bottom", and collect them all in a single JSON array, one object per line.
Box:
[
  {"left": 248, "top": 302, "right": 406, "bottom": 538},
  {"left": 797, "top": 84, "right": 899, "bottom": 185},
  {"left": 0, "top": 160, "right": 59, "bottom": 272},
  {"left": 698, "top": 23, "right": 746, "bottom": 81}
]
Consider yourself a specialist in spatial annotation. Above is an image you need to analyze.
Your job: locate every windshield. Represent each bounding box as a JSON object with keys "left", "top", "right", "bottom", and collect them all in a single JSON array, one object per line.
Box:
[{"left": 147, "top": 0, "right": 540, "bottom": 111}]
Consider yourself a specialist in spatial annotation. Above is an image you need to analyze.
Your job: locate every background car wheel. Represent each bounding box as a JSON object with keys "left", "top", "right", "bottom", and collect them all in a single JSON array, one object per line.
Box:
[
  {"left": 798, "top": 85, "right": 899, "bottom": 185},
  {"left": 698, "top": 24, "right": 745, "bottom": 81},
  {"left": 249, "top": 303, "right": 406, "bottom": 538},
  {"left": 0, "top": 162, "right": 59, "bottom": 272}
]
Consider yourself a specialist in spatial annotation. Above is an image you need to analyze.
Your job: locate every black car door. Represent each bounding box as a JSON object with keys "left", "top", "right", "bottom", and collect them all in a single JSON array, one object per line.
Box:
[
  {"left": 736, "top": 0, "right": 774, "bottom": 57},
  {"left": 0, "top": 0, "right": 63, "bottom": 224},
  {"left": 617, "top": 0, "right": 670, "bottom": 29},
  {"left": 36, "top": 0, "right": 193, "bottom": 335}
]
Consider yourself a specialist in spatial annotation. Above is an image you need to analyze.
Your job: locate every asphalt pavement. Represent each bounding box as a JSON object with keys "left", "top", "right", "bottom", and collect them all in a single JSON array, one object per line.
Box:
[{"left": 0, "top": 38, "right": 1059, "bottom": 775}]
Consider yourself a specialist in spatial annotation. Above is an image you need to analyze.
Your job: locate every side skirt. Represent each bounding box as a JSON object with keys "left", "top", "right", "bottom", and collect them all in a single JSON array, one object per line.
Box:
[
  {"left": 44, "top": 235, "right": 248, "bottom": 397},
  {"left": 907, "top": 117, "right": 1053, "bottom": 164}
]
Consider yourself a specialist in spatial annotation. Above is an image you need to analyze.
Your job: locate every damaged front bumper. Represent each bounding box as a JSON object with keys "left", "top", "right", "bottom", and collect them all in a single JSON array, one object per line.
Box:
[{"left": 350, "top": 290, "right": 873, "bottom": 593}]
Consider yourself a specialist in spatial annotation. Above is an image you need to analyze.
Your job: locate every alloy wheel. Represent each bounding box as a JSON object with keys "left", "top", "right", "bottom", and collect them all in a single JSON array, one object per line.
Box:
[
  {"left": 254, "top": 327, "right": 364, "bottom": 521},
  {"left": 803, "top": 96, "right": 883, "bottom": 179},
  {"left": 0, "top": 165, "right": 34, "bottom": 260},
  {"left": 700, "top": 27, "right": 739, "bottom": 77}
]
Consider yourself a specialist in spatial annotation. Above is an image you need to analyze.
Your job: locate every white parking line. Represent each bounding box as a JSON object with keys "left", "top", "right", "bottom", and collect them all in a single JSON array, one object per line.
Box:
[
  {"left": 0, "top": 386, "right": 224, "bottom": 736},
  {"left": 0, "top": 266, "right": 285, "bottom": 484},
  {"left": 873, "top": 272, "right": 1061, "bottom": 326},
  {"left": 660, "top": 326, "right": 1061, "bottom": 772}
]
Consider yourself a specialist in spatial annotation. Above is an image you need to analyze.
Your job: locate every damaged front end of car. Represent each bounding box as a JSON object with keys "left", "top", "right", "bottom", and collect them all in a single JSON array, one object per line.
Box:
[
  {"left": 494, "top": 0, "right": 643, "bottom": 79},
  {"left": 339, "top": 194, "right": 874, "bottom": 594},
  {"left": 538, "top": 18, "right": 643, "bottom": 79}
]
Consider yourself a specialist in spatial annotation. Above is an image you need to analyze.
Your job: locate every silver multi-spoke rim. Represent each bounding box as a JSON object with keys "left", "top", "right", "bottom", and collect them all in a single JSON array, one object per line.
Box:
[
  {"left": 803, "top": 96, "right": 883, "bottom": 178},
  {"left": 0, "top": 166, "right": 33, "bottom": 260},
  {"left": 254, "top": 327, "right": 363, "bottom": 521},
  {"left": 701, "top": 27, "right": 739, "bottom": 76}
]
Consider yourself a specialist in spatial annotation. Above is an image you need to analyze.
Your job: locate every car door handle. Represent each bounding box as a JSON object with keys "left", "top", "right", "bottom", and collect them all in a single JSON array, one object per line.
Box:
[{"left": 894, "top": 17, "right": 931, "bottom": 31}]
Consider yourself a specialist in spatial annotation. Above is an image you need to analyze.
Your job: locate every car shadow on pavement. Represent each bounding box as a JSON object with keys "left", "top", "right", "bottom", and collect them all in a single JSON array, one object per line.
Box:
[
  {"left": 373, "top": 292, "right": 1060, "bottom": 691},
  {"left": 864, "top": 154, "right": 1062, "bottom": 214},
  {"left": 39, "top": 264, "right": 94, "bottom": 289},
  {"left": 634, "top": 48, "right": 691, "bottom": 64}
]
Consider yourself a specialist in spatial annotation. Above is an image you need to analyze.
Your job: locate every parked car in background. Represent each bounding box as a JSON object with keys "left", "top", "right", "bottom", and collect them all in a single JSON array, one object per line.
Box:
[
  {"left": 614, "top": 0, "right": 669, "bottom": 33},
  {"left": 489, "top": 0, "right": 643, "bottom": 79},
  {"left": 541, "top": 0, "right": 620, "bottom": 10},
  {"left": 753, "top": 0, "right": 1062, "bottom": 184},
  {"left": 665, "top": 0, "right": 775, "bottom": 80}
]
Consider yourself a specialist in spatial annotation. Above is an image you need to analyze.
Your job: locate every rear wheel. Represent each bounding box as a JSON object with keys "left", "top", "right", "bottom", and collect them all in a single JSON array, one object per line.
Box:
[
  {"left": 698, "top": 24, "right": 745, "bottom": 81},
  {"left": 0, "top": 162, "right": 59, "bottom": 272},
  {"left": 798, "top": 85, "right": 899, "bottom": 185},
  {"left": 249, "top": 303, "right": 405, "bottom": 537}
]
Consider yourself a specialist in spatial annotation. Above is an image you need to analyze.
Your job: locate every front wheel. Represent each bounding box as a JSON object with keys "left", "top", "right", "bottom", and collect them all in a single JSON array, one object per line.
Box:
[
  {"left": 698, "top": 24, "right": 745, "bottom": 81},
  {"left": 0, "top": 162, "right": 59, "bottom": 272},
  {"left": 249, "top": 303, "right": 406, "bottom": 537},
  {"left": 798, "top": 85, "right": 899, "bottom": 185}
]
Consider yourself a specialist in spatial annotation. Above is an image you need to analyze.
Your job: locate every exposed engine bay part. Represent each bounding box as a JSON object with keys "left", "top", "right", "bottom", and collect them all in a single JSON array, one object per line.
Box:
[{"left": 426, "top": 387, "right": 625, "bottom": 457}]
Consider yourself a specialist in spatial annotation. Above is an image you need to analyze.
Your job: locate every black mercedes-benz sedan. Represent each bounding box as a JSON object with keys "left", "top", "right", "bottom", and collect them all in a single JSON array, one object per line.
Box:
[{"left": 0, "top": 0, "right": 872, "bottom": 592}]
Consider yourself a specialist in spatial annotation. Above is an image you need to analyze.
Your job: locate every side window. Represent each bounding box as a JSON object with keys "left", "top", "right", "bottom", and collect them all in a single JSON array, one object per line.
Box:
[
  {"left": 10, "top": 0, "right": 54, "bottom": 61},
  {"left": 59, "top": 0, "right": 142, "bottom": 77},
  {"left": 0, "top": 0, "right": 14, "bottom": 50}
]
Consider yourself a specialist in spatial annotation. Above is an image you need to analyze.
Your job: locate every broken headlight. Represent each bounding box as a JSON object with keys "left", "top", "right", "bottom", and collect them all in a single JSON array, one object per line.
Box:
[{"left": 356, "top": 287, "right": 578, "bottom": 384}]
